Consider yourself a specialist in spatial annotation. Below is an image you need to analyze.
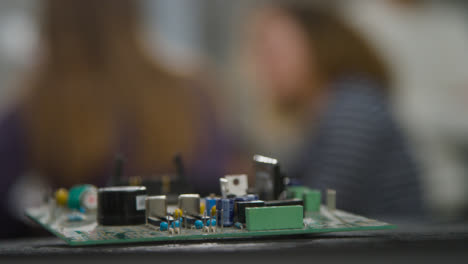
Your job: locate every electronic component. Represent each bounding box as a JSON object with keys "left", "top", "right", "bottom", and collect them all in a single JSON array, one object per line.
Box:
[
  {"left": 245, "top": 205, "right": 304, "bottom": 231},
  {"left": 171, "top": 220, "right": 180, "bottom": 228},
  {"left": 235, "top": 200, "right": 264, "bottom": 223},
  {"left": 253, "top": 155, "right": 286, "bottom": 200},
  {"left": 216, "top": 198, "right": 235, "bottom": 227},
  {"left": 178, "top": 194, "right": 200, "bottom": 217},
  {"left": 219, "top": 178, "right": 228, "bottom": 198},
  {"left": 286, "top": 186, "right": 321, "bottom": 213},
  {"left": 287, "top": 186, "right": 310, "bottom": 199},
  {"left": 327, "top": 189, "right": 336, "bottom": 211},
  {"left": 234, "top": 194, "right": 258, "bottom": 204},
  {"left": 180, "top": 215, "right": 196, "bottom": 228},
  {"left": 147, "top": 217, "right": 163, "bottom": 226},
  {"left": 174, "top": 208, "right": 183, "bottom": 219},
  {"left": 26, "top": 153, "right": 394, "bottom": 246},
  {"left": 194, "top": 220, "right": 203, "bottom": 229},
  {"left": 97, "top": 186, "right": 147, "bottom": 226},
  {"left": 55, "top": 188, "right": 69, "bottom": 207},
  {"left": 233, "top": 195, "right": 260, "bottom": 223},
  {"left": 160, "top": 222, "right": 168, "bottom": 231},
  {"left": 200, "top": 203, "right": 206, "bottom": 215},
  {"left": 205, "top": 197, "right": 219, "bottom": 216},
  {"left": 68, "top": 185, "right": 98, "bottom": 211},
  {"left": 145, "top": 195, "right": 167, "bottom": 224},
  {"left": 223, "top": 174, "right": 248, "bottom": 197},
  {"left": 303, "top": 190, "right": 321, "bottom": 212},
  {"left": 206, "top": 219, "right": 217, "bottom": 233}
]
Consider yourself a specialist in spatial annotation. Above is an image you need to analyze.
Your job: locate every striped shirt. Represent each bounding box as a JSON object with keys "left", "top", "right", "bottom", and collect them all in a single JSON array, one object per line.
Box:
[{"left": 291, "top": 77, "right": 424, "bottom": 218}]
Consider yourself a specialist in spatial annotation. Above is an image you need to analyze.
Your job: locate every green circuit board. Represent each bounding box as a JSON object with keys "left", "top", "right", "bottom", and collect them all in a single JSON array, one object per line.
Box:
[{"left": 26, "top": 205, "right": 395, "bottom": 246}]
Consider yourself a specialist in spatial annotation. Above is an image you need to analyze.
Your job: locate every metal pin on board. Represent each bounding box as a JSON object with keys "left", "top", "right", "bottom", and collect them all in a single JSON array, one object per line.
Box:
[
  {"left": 203, "top": 210, "right": 207, "bottom": 228},
  {"left": 221, "top": 209, "right": 224, "bottom": 233},
  {"left": 167, "top": 214, "right": 171, "bottom": 234},
  {"left": 215, "top": 209, "right": 219, "bottom": 228}
]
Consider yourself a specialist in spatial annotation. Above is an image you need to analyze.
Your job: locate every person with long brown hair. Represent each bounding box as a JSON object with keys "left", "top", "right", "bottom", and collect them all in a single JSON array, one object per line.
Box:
[
  {"left": 0, "top": 0, "right": 229, "bottom": 238},
  {"left": 244, "top": 2, "right": 424, "bottom": 217}
]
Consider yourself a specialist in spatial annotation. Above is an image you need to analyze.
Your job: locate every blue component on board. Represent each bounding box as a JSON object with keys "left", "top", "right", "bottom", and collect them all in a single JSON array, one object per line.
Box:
[
  {"left": 160, "top": 222, "right": 168, "bottom": 231},
  {"left": 194, "top": 220, "right": 203, "bottom": 229},
  {"left": 216, "top": 198, "right": 235, "bottom": 227}
]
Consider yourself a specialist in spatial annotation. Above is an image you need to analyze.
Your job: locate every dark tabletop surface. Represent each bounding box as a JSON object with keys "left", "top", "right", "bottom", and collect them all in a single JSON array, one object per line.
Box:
[{"left": 1, "top": 220, "right": 468, "bottom": 263}]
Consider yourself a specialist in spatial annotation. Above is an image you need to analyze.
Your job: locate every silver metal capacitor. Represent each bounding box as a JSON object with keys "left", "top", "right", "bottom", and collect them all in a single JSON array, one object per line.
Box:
[
  {"left": 178, "top": 194, "right": 200, "bottom": 216},
  {"left": 146, "top": 195, "right": 167, "bottom": 220}
]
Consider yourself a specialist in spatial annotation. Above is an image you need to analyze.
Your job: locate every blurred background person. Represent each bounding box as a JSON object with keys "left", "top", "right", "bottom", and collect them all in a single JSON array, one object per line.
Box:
[
  {"left": 238, "top": 2, "right": 424, "bottom": 218},
  {"left": 341, "top": 0, "right": 468, "bottom": 220},
  {"left": 0, "top": 0, "right": 229, "bottom": 238}
]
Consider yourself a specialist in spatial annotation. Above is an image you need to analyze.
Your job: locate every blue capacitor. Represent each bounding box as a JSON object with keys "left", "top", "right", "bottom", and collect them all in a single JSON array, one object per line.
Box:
[
  {"left": 160, "top": 222, "right": 168, "bottom": 231},
  {"left": 194, "top": 220, "right": 203, "bottom": 229},
  {"left": 205, "top": 197, "right": 219, "bottom": 217},
  {"left": 171, "top": 220, "right": 180, "bottom": 228},
  {"left": 216, "top": 198, "right": 234, "bottom": 227},
  {"left": 210, "top": 218, "right": 216, "bottom": 226}
]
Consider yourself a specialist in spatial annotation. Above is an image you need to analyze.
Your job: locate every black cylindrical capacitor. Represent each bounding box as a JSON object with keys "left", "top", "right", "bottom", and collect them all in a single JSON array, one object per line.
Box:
[{"left": 98, "top": 186, "right": 147, "bottom": 226}]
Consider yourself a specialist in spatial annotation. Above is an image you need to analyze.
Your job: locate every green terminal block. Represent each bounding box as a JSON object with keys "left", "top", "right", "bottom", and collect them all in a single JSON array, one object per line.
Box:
[
  {"left": 303, "top": 190, "right": 321, "bottom": 212},
  {"left": 287, "top": 186, "right": 322, "bottom": 213},
  {"left": 246, "top": 205, "right": 304, "bottom": 231}
]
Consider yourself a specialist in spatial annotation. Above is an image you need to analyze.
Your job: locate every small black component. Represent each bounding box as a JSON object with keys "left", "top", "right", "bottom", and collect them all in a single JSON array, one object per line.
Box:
[
  {"left": 265, "top": 199, "right": 304, "bottom": 207},
  {"left": 235, "top": 200, "right": 265, "bottom": 223},
  {"left": 253, "top": 155, "right": 286, "bottom": 200},
  {"left": 147, "top": 217, "right": 163, "bottom": 226},
  {"left": 98, "top": 186, "right": 147, "bottom": 226}
]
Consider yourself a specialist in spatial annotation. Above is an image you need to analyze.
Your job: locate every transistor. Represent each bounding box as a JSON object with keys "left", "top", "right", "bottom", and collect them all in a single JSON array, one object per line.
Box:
[{"left": 253, "top": 155, "right": 287, "bottom": 200}]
